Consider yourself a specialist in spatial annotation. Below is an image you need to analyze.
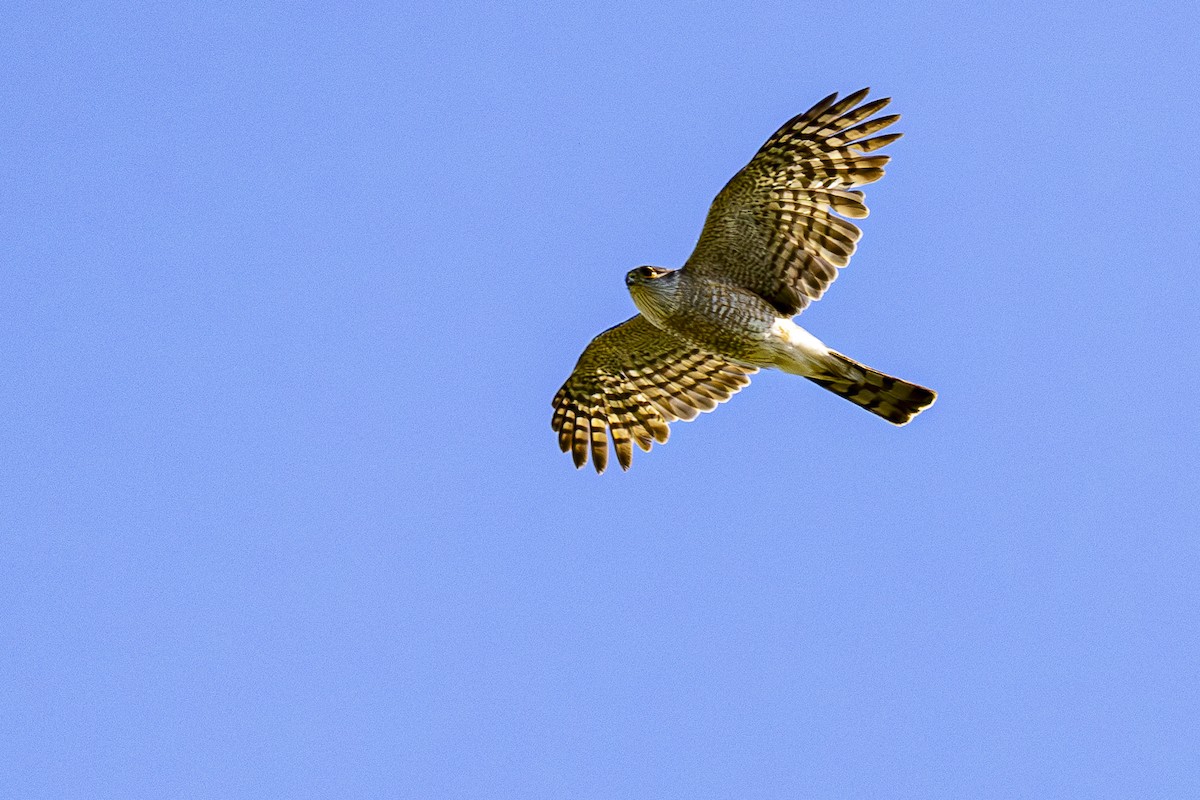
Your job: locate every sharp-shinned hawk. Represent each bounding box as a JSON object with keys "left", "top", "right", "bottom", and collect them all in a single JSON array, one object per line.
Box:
[{"left": 552, "top": 89, "right": 936, "bottom": 473}]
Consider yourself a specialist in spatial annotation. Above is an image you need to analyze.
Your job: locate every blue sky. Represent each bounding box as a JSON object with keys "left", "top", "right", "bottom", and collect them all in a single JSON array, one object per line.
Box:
[{"left": 4, "top": 2, "right": 1199, "bottom": 797}]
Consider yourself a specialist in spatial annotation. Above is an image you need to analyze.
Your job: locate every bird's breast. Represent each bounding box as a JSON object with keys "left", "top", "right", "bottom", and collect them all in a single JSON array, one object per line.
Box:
[{"left": 661, "top": 281, "right": 778, "bottom": 360}]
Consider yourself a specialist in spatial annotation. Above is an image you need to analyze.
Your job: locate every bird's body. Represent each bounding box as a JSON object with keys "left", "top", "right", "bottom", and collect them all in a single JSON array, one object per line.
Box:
[
  {"left": 628, "top": 270, "right": 780, "bottom": 362},
  {"left": 553, "top": 89, "right": 936, "bottom": 473}
]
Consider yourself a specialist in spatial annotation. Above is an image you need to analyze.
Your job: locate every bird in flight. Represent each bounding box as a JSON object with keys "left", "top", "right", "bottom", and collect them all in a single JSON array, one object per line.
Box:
[{"left": 552, "top": 88, "right": 935, "bottom": 473}]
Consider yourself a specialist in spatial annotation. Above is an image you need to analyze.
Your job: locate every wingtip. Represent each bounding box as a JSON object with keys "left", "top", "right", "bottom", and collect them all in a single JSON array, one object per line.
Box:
[{"left": 842, "top": 87, "right": 872, "bottom": 106}]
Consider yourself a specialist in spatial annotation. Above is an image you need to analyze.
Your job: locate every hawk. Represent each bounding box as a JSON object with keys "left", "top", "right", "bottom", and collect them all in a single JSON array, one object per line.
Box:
[{"left": 552, "top": 88, "right": 936, "bottom": 473}]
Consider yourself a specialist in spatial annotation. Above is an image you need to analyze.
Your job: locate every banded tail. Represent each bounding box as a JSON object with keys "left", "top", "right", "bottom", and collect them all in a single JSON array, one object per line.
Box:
[{"left": 807, "top": 351, "right": 936, "bottom": 425}]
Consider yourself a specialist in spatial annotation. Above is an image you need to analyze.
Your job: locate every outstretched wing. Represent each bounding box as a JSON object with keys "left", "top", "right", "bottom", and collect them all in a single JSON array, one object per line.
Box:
[
  {"left": 551, "top": 315, "right": 756, "bottom": 473},
  {"left": 683, "top": 88, "right": 901, "bottom": 316}
]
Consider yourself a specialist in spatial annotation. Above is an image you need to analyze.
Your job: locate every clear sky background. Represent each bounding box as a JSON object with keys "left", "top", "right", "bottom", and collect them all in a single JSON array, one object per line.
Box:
[{"left": 4, "top": 2, "right": 1199, "bottom": 797}]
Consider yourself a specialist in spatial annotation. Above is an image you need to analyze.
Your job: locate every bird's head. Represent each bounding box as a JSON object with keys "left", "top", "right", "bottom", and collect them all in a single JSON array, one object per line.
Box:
[{"left": 625, "top": 266, "right": 679, "bottom": 325}]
